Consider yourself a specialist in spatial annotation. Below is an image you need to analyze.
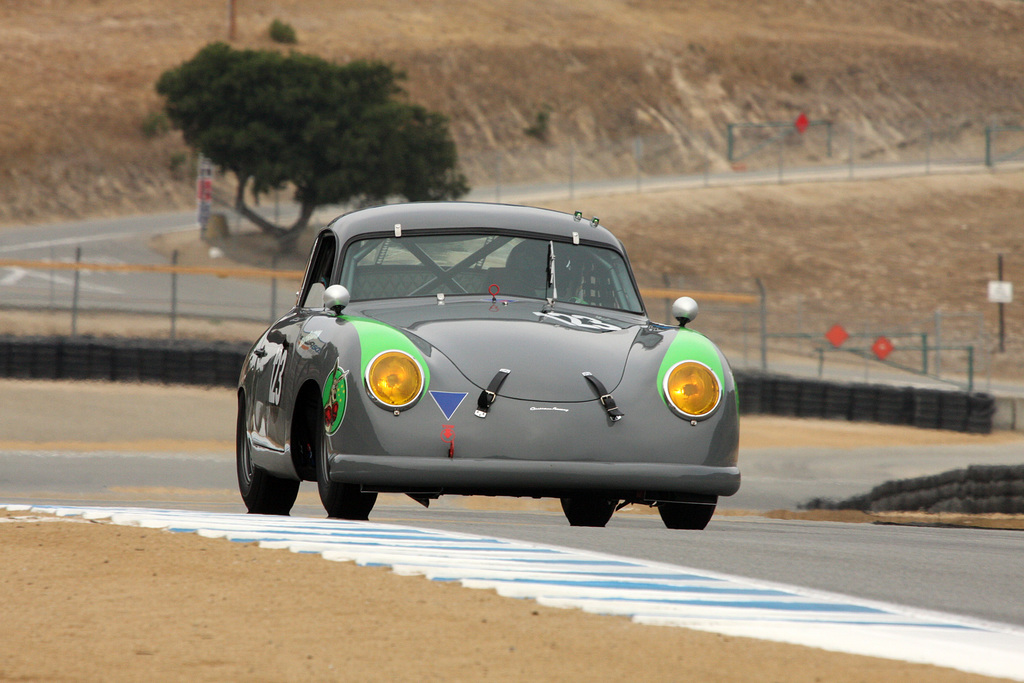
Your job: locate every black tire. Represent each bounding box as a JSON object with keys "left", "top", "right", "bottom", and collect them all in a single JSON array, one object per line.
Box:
[
  {"left": 658, "top": 502, "right": 715, "bottom": 530},
  {"left": 560, "top": 496, "right": 617, "bottom": 527},
  {"left": 315, "top": 415, "right": 376, "bottom": 520},
  {"left": 236, "top": 394, "right": 298, "bottom": 515}
]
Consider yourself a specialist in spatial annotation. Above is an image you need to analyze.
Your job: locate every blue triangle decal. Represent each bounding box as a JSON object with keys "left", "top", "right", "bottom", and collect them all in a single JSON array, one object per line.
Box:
[{"left": 429, "top": 391, "right": 469, "bottom": 420}]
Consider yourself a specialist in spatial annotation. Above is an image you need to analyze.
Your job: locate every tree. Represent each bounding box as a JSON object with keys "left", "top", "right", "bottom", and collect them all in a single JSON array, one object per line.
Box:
[{"left": 156, "top": 43, "right": 467, "bottom": 248}]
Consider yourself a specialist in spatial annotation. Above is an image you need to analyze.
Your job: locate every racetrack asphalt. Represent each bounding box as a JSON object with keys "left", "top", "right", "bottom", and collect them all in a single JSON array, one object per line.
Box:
[{"left": 3, "top": 378, "right": 1023, "bottom": 512}]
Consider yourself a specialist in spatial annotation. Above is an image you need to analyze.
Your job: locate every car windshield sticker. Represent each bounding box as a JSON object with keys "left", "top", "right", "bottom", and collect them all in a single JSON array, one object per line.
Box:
[
  {"left": 534, "top": 310, "right": 620, "bottom": 332},
  {"left": 268, "top": 348, "right": 288, "bottom": 406},
  {"left": 322, "top": 360, "right": 349, "bottom": 435},
  {"left": 429, "top": 391, "right": 468, "bottom": 420}
]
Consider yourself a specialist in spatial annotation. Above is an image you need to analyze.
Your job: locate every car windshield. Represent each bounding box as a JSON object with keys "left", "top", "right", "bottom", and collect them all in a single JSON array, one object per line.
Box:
[{"left": 339, "top": 233, "right": 644, "bottom": 313}]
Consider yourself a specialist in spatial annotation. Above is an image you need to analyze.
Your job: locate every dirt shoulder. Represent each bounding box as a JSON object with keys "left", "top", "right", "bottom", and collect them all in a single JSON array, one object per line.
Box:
[{"left": 0, "top": 507, "right": 1011, "bottom": 683}]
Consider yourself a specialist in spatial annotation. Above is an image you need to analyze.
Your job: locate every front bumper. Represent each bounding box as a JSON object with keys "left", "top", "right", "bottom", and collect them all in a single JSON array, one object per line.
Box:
[{"left": 329, "top": 453, "right": 740, "bottom": 498}]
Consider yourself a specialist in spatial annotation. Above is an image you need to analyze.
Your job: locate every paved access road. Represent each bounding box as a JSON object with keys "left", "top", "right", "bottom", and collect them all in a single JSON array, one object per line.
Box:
[{"left": 0, "top": 210, "right": 290, "bottom": 322}]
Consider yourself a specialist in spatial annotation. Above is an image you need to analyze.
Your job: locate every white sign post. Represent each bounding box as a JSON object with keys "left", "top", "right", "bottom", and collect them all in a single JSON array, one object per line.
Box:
[
  {"left": 196, "top": 154, "right": 213, "bottom": 235},
  {"left": 990, "top": 254, "right": 1012, "bottom": 353},
  {"left": 988, "top": 280, "right": 1013, "bottom": 304}
]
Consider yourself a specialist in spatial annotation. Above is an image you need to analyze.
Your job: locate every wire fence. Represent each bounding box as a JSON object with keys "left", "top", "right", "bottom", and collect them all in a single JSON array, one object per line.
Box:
[{"left": 458, "top": 118, "right": 1024, "bottom": 200}]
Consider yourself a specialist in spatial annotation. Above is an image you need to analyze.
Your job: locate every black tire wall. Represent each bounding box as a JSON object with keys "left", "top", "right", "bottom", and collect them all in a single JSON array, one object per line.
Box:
[
  {"left": 733, "top": 370, "right": 994, "bottom": 434},
  {"left": 0, "top": 335, "right": 249, "bottom": 388},
  {"left": 0, "top": 337, "right": 997, "bottom": 434}
]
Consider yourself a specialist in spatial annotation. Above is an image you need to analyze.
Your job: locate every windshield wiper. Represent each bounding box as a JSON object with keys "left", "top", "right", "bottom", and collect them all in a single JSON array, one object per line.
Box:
[{"left": 545, "top": 240, "right": 557, "bottom": 307}]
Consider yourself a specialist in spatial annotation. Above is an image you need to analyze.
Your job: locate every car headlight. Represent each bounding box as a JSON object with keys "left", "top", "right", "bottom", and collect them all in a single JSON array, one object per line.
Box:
[
  {"left": 663, "top": 360, "right": 721, "bottom": 419},
  {"left": 366, "top": 350, "right": 424, "bottom": 410}
]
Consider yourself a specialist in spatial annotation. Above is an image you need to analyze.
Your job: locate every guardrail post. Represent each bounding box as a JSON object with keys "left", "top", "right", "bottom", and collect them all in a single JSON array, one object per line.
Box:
[
  {"left": 170, "top": 250, "right": 178, "bottom": 340},
  {"left": 777, "top": 132, "right": 785, "bottom": 183},
  {"left": 49, "top": 245, "right": 56, "bottom": 307},
  {"left": 985, "top": 126, "right": 993, "bottom": 167},
  {"left": 270, "top": 254, "right": 279, "bottom": 322},
  {"left": 967, "top": 346, "right": 974, "bottom": 393},
  {"left": 756, "top": 278, "right": 767, "bottom": 371},
  {"left": 71, "top": 246, "right": 82, "bottom": 336},
  {"left": 921, "top": 332, "right": 928, "bottom": 375}
]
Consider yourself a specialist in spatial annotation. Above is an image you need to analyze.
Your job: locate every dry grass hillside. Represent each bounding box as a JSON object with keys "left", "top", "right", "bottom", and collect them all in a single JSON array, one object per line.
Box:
[{"left": 2, "top": 0, "right": 1024, "bottom": 224}]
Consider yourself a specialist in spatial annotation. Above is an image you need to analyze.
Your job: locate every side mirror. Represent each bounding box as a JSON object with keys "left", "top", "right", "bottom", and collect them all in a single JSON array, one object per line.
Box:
[
  {"left": 672, "top": 296, "right": 698, "bottom": 327},
  {"left": 323, "top": 284, "right": 350, "bottom": 315}
]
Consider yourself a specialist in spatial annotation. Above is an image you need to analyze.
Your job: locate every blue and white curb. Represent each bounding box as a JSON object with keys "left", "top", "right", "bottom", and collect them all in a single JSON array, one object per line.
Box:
[{"left": 6, "top": 504, "right": 1024, "bottom": 680}]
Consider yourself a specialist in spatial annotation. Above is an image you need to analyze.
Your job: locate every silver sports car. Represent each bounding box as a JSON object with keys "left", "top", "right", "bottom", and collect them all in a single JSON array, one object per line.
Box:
[{"left": 237, "top": 202, "right": 740, "bottom": 528}]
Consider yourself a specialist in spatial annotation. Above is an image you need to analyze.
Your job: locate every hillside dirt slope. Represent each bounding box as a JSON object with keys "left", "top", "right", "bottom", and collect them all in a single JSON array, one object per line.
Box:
[{"left": 2, "top": 0, "right": 1024, "bottom": 224}]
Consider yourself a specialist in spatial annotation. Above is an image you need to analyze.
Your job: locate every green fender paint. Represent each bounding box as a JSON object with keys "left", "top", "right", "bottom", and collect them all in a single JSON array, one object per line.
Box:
[
  {"left": 346, "top": 317, "right": 431, "bottom": 392},
  {"left": 321, "top": 317, "right": 431, "bottom": 425},
  {"left": 656, "top": 329, "right": 727, "bottom": 407}
]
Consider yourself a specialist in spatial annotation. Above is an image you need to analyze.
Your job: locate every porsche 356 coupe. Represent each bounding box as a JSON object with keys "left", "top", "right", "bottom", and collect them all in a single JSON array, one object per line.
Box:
[{"left": 237, "top": 202, "right": 739, "bottom": 528}]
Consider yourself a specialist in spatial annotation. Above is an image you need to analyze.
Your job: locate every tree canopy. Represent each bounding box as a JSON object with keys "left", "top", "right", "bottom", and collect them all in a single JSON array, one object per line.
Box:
[{"left": 156, "top": 43, "right": 468, "bottom": 247}]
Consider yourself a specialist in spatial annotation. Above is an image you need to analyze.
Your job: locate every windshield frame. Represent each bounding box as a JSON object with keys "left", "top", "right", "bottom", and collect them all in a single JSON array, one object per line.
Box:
[{"left": 336, "top": 229, "right": 646, "bottom": 316}]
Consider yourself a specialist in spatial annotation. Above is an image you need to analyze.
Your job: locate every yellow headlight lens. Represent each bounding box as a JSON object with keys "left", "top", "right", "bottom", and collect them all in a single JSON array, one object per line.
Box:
[
  {"left": 366, "top": 351, "right": 423, "bottom": 409},
  {"left": 664, "top": 361, "right": 721, "bottom": 419}
]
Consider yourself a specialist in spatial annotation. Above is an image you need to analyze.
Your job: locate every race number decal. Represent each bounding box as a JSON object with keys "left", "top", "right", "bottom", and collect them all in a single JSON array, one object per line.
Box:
[
  {"left": 534, "top": 311, "right": 620, "bottom": 332},
  {"left": 268, "top": 348, "right": 288, "bottom": 405}
]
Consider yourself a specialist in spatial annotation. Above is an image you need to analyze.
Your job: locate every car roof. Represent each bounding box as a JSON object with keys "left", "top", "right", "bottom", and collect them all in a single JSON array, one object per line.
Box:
[{"left": 325, "top": 201, "right": 626, "bottom": 251}]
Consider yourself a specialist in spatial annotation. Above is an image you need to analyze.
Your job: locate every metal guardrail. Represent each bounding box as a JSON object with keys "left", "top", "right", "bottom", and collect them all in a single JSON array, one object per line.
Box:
[
  {"left": 0, "top": 258, "right": 757, "bottom": 306},
  {"left": 765, "top": 330, "right": 977, "bottom": 392},
  {"left": 0, "top": 258, "right": 304, "bottom": 280},
  {"left": 0, "top": 258, "right": 763, "bottom": 347}
]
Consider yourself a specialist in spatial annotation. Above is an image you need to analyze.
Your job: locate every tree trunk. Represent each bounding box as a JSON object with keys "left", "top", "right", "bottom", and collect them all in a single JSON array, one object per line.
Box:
[
  {"left": 234, "top": 175, "right": 287, "bottom": 239},
  {"left": 275, "top": 201, "right": 316, "bottom": 253}
]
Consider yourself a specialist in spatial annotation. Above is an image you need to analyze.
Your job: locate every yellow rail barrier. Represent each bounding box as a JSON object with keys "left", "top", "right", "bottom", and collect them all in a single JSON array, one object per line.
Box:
[
  {"left": 0, "top": 259, "right": 303, "bottom": 280},
  {"left": 0, "top": 260, "right": 758, "bottom": 305},
  {"left": 639, "top": 287, "right": 759, "bottom": 305}
]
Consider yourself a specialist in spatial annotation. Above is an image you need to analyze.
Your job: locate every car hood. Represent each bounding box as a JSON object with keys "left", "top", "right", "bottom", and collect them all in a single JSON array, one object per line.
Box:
[{"left": 358, "top": 299, "right": 645, "bottom": 401}]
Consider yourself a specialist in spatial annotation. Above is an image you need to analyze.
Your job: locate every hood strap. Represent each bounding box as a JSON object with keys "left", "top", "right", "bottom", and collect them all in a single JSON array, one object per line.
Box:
[
  {"left": 582, "top": 372, "right": 624, "bottom": 422},
  {"left": 475, "top": 368, "right": 511, "bottom": 418}
]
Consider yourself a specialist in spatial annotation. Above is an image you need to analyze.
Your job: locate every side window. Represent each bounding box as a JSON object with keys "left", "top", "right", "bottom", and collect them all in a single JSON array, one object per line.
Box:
[{"left": 300, "top": 233, "right": 337, "bottom": 308}]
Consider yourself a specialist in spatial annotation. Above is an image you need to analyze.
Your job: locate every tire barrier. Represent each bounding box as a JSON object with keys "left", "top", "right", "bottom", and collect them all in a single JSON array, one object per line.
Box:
[
  {"left": 802, "top": 464, "right": 1024, "bottom": 514},
  {"left": 0, "top": 335, "right": 250, "bottom": 388},
  {"left": 0, "top": 337, "right": 1001, "bottom": 434},
  {"left": 734, "top": 370, "right": 996, "bottom": 434}
]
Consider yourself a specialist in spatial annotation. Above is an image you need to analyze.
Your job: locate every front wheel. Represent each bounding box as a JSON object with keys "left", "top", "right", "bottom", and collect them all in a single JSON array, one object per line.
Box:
[
  {"left": 315, "top": 416, "right": 376, "bottom": 520},
  {"left": 237, "top": 394, "right": 298, "bottom": 515},
  {"left": 560, "top": 496, "right": 617, "bottom": 527},
  {"left": 658, "top": 502, "right": 716, "bottom": 530}
]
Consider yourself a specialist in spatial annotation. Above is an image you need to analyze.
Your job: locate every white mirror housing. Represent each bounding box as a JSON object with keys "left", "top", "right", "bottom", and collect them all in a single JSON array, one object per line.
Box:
[
  {"left": 672, "top": 296, "right": 698, "bottom": 327},
  {"left": 323, "top": 284, "right": 350, "bottom": 314}
]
